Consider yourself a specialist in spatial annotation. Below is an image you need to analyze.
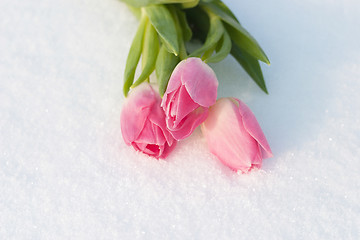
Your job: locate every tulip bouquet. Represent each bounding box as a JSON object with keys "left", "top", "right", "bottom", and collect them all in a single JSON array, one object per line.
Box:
[{"left": 119, "top": 0, "right": 273, "bottom": 173}]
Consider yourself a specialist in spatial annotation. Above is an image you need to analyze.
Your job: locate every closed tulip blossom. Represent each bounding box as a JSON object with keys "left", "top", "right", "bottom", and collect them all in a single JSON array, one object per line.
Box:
[
  {"left": 121, "top": 83, "right": 176, "bottom": 159},
  {"left": 161, "top": 57, "right": 218, "bottom": 140},
  {"left": 201, "top": 98, "right": 273, "bottom": 172}
]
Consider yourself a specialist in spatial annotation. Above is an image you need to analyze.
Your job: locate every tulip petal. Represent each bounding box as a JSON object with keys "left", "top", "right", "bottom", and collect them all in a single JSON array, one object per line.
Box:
[
  {"left": 121, "top": 83, "right": 177, "bottom": 159},
  {"left": 148, "top": 96, "right": 175, "bottom": 146},
  {"left": 161, "top": 58, "right": 218, "bottom": 141},
  {"left": 161, "top": 141, "right": 177, "bottom": 159},
  {"left": 131, "top": 142, "right": 143, "bottom": 152},
  {"left": 170, "top": 106, "right": 208, "bottom": 140},
  {"left": 163, "top": 88, "right": 178, "bottom": 117},
  {"left": 202, "top": 98, "right": 259, "bottom": 172},
  {"left": 234, "top": 98, "right": 273, "bottom": 159},
  {"left": 143, "top": 144, "right": 161, "bottom": 157},
  {"left": 172, "top": 85, "right": 200, "bottom": 126},
  {"left": 181, "top": 58, "right": 218, "bottom": 107},
  {"left": 121, "top": 84, "right": 156, "bottom": 144},
  {"left": 136, "top": 119, "right": 158, "bottom": 145},
  {"left": 163, "top": 60, "right": 185, "bottom": 94},
  {"left": 160, "top": 64, "right": 182, "bottom": 111},
  {"left": 152, "top": 120, "right": 167, "bottom": 145},
  {"left": 133, "top": 141, "right": 163, "bottom": 159}
]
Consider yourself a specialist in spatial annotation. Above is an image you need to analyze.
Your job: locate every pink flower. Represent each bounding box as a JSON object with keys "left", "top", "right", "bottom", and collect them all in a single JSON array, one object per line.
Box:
[
  {"left": 201, "top": 98, "right": 273, "bottom": 172},
  {"left": 121, "top": 83, "right": 176, "bottom": 159},
  {"left": 161, "top": 57, "right": 218, "bottom": 140}
]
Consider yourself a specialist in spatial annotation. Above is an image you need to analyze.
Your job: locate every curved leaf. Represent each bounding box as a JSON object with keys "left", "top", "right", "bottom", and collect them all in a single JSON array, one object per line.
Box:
[
  {"left": 226, "top": 24, "right": 270, "bottom": 65},
  {"left": 200, "top": 2, "right": 239, "bottom": 27},
  {"left": 182, "top": 0, "right": 199, "bottom": 9},
  {"left": 189, "top": 15, "right": 224, "bottom": 57},
  {"left": 201, "top": 2, "right": 270, "bottom": 64},
  {"left": 145, "top": 5, "right": 179, "bottom": 55},
  {"left": 132, "top": 21, "right": 159, "bottom": 88},
  {"left": 231, "top": 43, "right": 268, "bottom": 94},
  {"left": 120, "top": 0, "right": 195, "bottom": 8},
  {"left": 183, "top": 6, "right": 210, "bottom": 42},
  {"left": 201, "top": 44, "right": 217, "bottom": 61},
  {"left": 123, "top": 15, "right": 147, "bottom": 97},
  {"left": 176, "top": 9, "right": 192, "bottom": 41},
  {"left": 168, "top": 5, "right": 188, "bottom": 59},
  {"left": 156, "top": 45, "right": 180, "bottom": 96},
  {"left": 205, "top": 29, "right": 232, "bottom": 63}
]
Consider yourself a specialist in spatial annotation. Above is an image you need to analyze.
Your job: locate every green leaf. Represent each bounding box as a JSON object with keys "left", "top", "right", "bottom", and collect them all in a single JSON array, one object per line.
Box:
[
  {"left": 205, "top": 29, "right": 231, "bottom": 63},
  {"left": 123, "top": 15, "right": 147, "bottom": 97},
  {"left": 201, "top": 2, "right": 270, "bottom": 64},
  {"left": 132, "top": 21, "right": 159, "bottom": 88},
  {"left": 144, "top": 5, "right": 179, "bottom": 56},
  {"left": 200, "top": 0, "right": 220, "bottom": 2},
  {"left": 226, "top": 24, "right": 270, "bottom": 65},
  {"left": 212, "top": 1, "right": 238, "bottom": 20},
  {"left": 184, "top": 6, "right": 210, "bottom": 42},
  {"left": 189, "top": 15, "right": 224, "bottom": 57},
  {"left": 120, "top": 0, "right": 196, "bottom": 8},
  {"left": 176, "top": 9, "right": 192, "bottom": 41},
  {"left": 201, "top": 44, "right": 216, "bottom": 61},
  {"left": 200, "top": 2, "right": 239, "bottom": 27},
  {"left": 185, "top": 3, "right": 269, "bottom": 93},
  {"left": 182, "top": 0, "right": 199, "bottom": 9},
  {"left": 156, "top": 45, "right": 180, "bottom": 96},
  {"left": 168, "top": 6, "right": 188, "bottom": 59},
  {"left": 231, "top": 43, "right": 268, "bottom": 94}
]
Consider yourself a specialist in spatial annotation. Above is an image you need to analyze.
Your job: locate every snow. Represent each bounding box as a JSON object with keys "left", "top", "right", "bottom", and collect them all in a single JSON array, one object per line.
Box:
[{"left": 1, "top": 0, "right": 360, "bottom": 239}]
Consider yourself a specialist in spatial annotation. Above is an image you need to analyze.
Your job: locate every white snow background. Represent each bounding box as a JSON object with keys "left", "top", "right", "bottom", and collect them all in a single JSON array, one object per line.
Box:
[{"left": 1, "top": 0, "right": 360, "bottom": 239}]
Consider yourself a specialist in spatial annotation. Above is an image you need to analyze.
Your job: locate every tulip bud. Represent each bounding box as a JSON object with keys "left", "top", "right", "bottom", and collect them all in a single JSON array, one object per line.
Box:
[
  {"left": 121, "top": 83, "right": 176, "bottom": 159},
  {"left": 201, "top": 98, "right": 272, "bottom": 172},
  {"left": 161, "top": 57, "right": 218, "bottom": 140}
]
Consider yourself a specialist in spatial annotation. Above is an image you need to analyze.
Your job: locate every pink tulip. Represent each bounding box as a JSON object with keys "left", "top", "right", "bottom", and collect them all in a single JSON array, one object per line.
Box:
[
  {"left": 161, "top": 57, "right": 218, "bottom": 140},
  {"left": 121, "top": 83, "right": 176, "bottom": 159},
  {"left": 201, "top": 98, "right": 273, "bottom": 172}
]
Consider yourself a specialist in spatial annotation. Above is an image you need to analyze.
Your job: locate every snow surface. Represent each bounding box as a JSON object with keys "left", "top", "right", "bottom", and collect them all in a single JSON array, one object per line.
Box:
[{"left": 1, "top": 0, "right": 360, "bottom": 239}]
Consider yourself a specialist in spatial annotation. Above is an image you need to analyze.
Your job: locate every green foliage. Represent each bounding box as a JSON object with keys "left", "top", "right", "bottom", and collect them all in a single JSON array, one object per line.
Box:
[
  {"left": 205, "top": 29, "right": 231, "bottom": 63},
  {"left": 201, "top": 2, "right": 270, "bottom": 64},
  {"left": 145, "top": 5, "right": 179, "bottom": 56},
  {"left": 189, "top": 15, "right": 224, "bottom": 58},
  {"left": 131, "top": 20, "right": 160, "bottom": 88},
  {"left": 176, "top": 9, "right": 192, "bottom": 41},
  {"left": 231, "top": 44, "right": 268, "bottom": 94},
  {"left": 122, "top": 0, "right": 271, "bottom": 96},
  {"left": 120, "top": 0, "right": 196, "bottom": 8},
  {"left": 182, "top": 0, "right": 200, "bottom": 9},
  {"left": 123, "top": 14, "right": 147, "bottom": 96},
  {"left": 156, "top": 45, "right": 180, "bottom": 96}
]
